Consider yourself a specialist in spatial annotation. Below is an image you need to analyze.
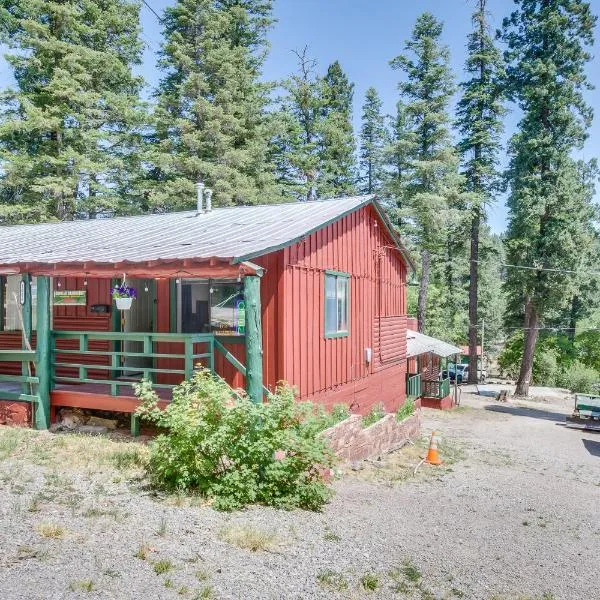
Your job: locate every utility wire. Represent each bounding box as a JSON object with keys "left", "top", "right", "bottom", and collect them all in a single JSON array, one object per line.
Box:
[
  {"left": 471, "top": 258, "right": 600, "bottom": 277},
  {"left": 141, "top": 0, "right": 162, "bottom": 23}
]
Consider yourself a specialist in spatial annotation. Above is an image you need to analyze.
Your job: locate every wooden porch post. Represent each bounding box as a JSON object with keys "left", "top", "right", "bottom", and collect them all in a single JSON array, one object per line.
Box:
[
  {"left": 244, "top": 275, "right": 263, "bottom": 404},
  {"left": 35, "top": 276, "right": 51, "bottom": 430}
]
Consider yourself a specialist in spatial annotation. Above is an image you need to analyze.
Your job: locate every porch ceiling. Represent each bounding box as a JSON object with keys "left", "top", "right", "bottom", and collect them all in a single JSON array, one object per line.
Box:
[{"left": 0, "top": 196, "right": 380, "bottom": 276}]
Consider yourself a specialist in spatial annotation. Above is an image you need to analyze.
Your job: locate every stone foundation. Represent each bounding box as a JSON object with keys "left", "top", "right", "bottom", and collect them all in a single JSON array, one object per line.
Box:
[
  {"left": 0, "top": 401, "right": 31, "bottom": 426},
  {"left": 321, "top": 410, "right": 422, "bottom": 462}
]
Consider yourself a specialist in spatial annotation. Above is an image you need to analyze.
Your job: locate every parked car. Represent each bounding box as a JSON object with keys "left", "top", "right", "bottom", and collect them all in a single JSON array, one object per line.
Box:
[{"left": 442, "top": 363, "right": 487, "bottom": 384}]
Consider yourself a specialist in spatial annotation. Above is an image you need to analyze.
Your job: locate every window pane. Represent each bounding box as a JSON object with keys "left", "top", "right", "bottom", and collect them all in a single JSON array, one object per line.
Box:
[
  {"left": 211, "top": 283, "right": 244, "bottom": 335},
  {"left": 337, "top": 277, "right": 348, "bottom": 332},
  {"left": 181, "top": 281, "right": 209, "bottom": 333},
  {"left": 325, "top": 275, "right": 337, "bottom": 334}
]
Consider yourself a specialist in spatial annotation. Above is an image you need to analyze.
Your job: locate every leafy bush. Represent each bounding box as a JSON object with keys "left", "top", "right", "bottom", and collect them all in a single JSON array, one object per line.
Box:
[
  {"left": 498, "top": 333, "right": 559, "bottom": 385},
  {"left": 556, "top": 361, "right": 599, "bottom": 394},
  {"left": 574, "top": 331, "right": 600, "bottom": 372},
  {"left": 362, "top": 403, "right": 386, "bottom": 428},
  {"left": 134, "top": 370, "right": 334, "bottom": 511},
  {"left": 396, "top": 398, "right": 415, "bottom": 422}
]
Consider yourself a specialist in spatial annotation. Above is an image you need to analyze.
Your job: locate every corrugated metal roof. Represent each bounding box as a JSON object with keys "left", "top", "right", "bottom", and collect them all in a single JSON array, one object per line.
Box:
[
  {"left": 0, "top": 196, "right": 389, "bottom": 267},
  {"left": 406, "top": 330, "right": 462, "bottom": 358}
]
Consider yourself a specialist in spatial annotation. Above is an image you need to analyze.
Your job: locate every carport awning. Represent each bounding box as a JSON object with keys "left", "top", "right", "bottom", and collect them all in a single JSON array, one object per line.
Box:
[{"left": 406, "top": 331, "right": 462, "bottom": 358}]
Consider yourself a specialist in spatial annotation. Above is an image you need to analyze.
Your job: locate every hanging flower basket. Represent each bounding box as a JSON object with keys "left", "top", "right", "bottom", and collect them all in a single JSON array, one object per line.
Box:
[
  {"left": 115, "top": 297, "right": 133, "bottom": 310},
  {"left": 111, "top": 283, "right": 137, "bottom": 310}
]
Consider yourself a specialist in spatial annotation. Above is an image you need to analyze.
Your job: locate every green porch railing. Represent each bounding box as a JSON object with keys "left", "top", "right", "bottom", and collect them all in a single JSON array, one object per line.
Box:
[
  {"left": 0, "top": 350, "right": 40, "bottom": 403},
  {"left": 406, "top": 373, "right": 422, "bottom": 399},
  {"left": 422, "top": 377, "right": 451, "bottom": 400},
  {"left": 50, "top": 331, "right": 214, "bottom": 396}
]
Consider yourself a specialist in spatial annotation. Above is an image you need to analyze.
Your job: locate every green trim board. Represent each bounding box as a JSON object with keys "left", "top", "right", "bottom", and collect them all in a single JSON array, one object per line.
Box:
[
  {"left": 232, "top": 197, "right": 415, "bottom": 272},
  {"left": 324, "top": 271, "right": 350, "bottom": 339}
]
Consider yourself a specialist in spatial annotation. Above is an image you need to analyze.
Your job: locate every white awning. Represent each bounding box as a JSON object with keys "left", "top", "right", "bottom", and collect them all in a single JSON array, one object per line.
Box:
[{"left": 406, "top": 330, "right": 462, "bottom": 358}]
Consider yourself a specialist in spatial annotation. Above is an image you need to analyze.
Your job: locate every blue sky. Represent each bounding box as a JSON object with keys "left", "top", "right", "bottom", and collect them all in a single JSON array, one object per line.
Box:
[{"left": 2, "top": 1, "right": 600, "bottom": 232}]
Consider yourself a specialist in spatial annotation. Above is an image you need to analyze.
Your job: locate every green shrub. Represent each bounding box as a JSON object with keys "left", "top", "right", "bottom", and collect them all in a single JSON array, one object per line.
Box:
[
  {"left": 329, "top": 404, "right": 351, "bottom": 425},
  {"left": 556, "top": 361, "right": 599, "bottom": 394},
  {"left": 498, "top": 333, "right": 559, "bottom": 385},
  {"left": 396, "top": 398, "right": 415, "bottom": 422},
  {"left": 134, "top": 370, "right": 334, "bottom": 511},
  {"left": 362, "top": 403, "right": 386, "bottom": 428}
]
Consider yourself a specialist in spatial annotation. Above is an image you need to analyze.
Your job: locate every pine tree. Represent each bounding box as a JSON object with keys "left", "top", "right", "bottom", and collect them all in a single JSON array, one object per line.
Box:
[
  {"left": 275, "top": 48, "right": 322, "bottom": 201},
  {"left": 318, "top": 61, "right": 356, "bottom": 197},
  {"left": 359, "top": 87, "right": 388, "bottom": 194},
  {"left": 456, "top": 0, "right": 505, "bottom": 383},
  {"left": 501, "top": 0, "right": 597, "bottom": 395},
  {"left": 148, "top": 0, "right": 277, "bottom": 210},
  {"left": 0, "top": 0, "right": 145, "bottom": 222},
  {"left": 390, "top": 13, "right": 461, "bottom": 333}
]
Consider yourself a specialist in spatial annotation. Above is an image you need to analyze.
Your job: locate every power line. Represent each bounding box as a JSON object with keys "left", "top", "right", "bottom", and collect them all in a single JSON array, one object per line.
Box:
[
  {"left": 471, "top": 258, "right": 600, "bottom": 277},
  {"left": 141, "top": 0, "right": 162, "bottom": 23}
]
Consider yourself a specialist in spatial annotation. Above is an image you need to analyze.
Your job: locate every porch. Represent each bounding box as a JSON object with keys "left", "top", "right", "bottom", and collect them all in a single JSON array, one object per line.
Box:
[
  {"left": 0, "top": 274, "right": 265, "bottom": 435},
  {"left": 405, "top": 329, "right": 461, "bottom": 410}
]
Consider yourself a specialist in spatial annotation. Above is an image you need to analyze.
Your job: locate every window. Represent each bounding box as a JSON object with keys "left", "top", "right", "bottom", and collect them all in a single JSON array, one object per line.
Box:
[
  {"left": 177, "top": 279, "right": 244, "bottom": 335},
  {"left": 324, "top": 271, "right": 349, "bottom": 338}
]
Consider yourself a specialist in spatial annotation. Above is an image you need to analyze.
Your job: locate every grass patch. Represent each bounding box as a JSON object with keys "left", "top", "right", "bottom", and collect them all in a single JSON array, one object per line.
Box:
[
  {"left": 396, "top": 398, "right": 415, "bottom": 421},
  {"left": 349, "top": 434, "right": 465, "bottom": 485},
  {"left": 193, "top": 587, "right": 215, "bottom": 600},
  {"left": 362, "top": 403, "right": 386, "bottom": 428},
  {"left": 323, "top": 527, "right": 341, "bottom": 542},
  {"left": 68, "top": 580, "right": 94, "bottom": 592},
  {"left": 360, "top": 572, "right": 379, "bottom": 591},
  {"left": 134, "top": 543, "right": 151, "bottom": 560},
  {"left": 35, "top": 522, "right": 66, "bottom": 539},
  {"left": 401, "top": 560, "right": 422, "bottom": 583},
  {"left": 218, "top": 524, "right": 278, "bottom": 552},
  {"left": 316, "top": 569, "right": 348, "bottom": 591},
  {"left": 153, "top": 559, "right": 174, "bottom": 575},
  {"left": 0, "top": 427, "right": 148, "bottom": 478}
]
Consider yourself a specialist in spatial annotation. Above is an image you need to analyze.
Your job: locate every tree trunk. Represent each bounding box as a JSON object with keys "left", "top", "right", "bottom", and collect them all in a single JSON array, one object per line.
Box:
[
  {"left": 568, "top": 295, "right": 580, "bottom": 342},
  {"left": 515, "top": 301, "right": 538, "bottom": 396},
  {"left": 468, "top": 208, "right": 480, "bottom": 384},
  {"left": 417, "top": 248, "right": 430, "bottom": 333}
]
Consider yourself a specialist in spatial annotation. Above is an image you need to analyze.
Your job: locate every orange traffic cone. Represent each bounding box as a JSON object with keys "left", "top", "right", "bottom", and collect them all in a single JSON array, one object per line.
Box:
[{"left": 425, "top": 431, "right": 442, "bottom": 465}]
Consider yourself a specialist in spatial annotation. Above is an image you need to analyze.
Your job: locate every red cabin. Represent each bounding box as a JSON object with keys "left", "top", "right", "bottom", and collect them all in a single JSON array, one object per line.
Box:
[{"left": 0, "top": 196, "right": 422, "bottom": 430}]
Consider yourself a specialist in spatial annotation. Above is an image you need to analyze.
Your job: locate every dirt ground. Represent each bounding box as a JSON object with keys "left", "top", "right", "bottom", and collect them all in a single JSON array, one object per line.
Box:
[{"left": 0, "top": 390, "right": 598, "bottom": 600}]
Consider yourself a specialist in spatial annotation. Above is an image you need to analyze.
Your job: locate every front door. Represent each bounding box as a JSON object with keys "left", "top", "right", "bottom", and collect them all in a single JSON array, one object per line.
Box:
[{"left": 119, "top": 279, "right": 155, "bottom": 376}]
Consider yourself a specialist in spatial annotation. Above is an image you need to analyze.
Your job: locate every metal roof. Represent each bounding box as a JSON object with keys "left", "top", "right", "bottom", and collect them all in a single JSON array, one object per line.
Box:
[
  {"left": 406, "top": 330, "right": 462, "bottom": 358},
  {"left": 0, "top": 195, "right": 409, "bottom": 269}
]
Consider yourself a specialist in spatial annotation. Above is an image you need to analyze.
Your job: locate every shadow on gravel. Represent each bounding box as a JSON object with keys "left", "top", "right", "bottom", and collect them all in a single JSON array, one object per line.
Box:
[
  {"left": 582, "top": 438, "right": 600, "bottom": 457},
  {"left": 484, "top": 404, "right": 566, "bottom": 423}
]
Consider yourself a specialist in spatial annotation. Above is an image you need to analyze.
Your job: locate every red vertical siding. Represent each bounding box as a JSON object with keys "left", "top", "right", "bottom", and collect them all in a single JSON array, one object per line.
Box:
[{"left": 276, "top": 204, "right": 408, "bottom": 413}]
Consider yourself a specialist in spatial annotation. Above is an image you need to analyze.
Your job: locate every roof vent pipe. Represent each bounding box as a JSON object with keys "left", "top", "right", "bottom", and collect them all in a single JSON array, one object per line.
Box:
[
  {"left": 204, "top": 188, "right": 213, "bottom": 212},
  {"left": 195, "top": 181, "right": 205, "bottom": 214}
]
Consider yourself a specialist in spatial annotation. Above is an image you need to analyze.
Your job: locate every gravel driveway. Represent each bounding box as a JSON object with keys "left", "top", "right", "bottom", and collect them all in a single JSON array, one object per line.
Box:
[{"left": 0, "top": 391, "right": 598, "bottom": 600}]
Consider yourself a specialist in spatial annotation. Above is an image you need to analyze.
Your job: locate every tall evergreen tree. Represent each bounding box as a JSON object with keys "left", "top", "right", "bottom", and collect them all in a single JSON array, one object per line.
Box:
[
  {"left": 359, "top": 87, "right": 388, "bottom": 194},
  {"left": 390, "top": 13, "right": 461, "bottom": 333},
  {"left": 148, "top": 0, "right": 276, "bottom": 210},
  {"left": 501, "top": 0, "right": 597, "bottom": 395},
  {"left": 456, "top": 0, "right": 505, "bottom": 383},
  {"left": 0, "top": 0, "right": 145, "bottom": 222},
  {"left": 318, "top": 61, "right": 356, "bottom": 197},
  {"left": 273, "top": 48, "right": 323, "bottom": 201}
]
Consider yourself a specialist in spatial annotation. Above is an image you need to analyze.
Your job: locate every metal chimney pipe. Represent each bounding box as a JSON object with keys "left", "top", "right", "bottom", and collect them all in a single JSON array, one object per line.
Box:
[
  {"left": 195, "top": 181, "right": 205, "bottom": 214},
  {"left": 204, "top": 188, "right": 213, "bottom": 212}
]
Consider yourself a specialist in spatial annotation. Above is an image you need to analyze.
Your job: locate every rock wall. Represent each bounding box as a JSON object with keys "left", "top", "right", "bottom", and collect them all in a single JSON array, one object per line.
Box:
[{"left": 321, "top": 410, "right": 421, "bottom": 462}]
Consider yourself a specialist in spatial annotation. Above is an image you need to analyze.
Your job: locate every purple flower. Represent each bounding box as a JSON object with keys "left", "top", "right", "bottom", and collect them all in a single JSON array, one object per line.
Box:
[{"left": 111, "top": 284, "right": 137, "bottom": 300}]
